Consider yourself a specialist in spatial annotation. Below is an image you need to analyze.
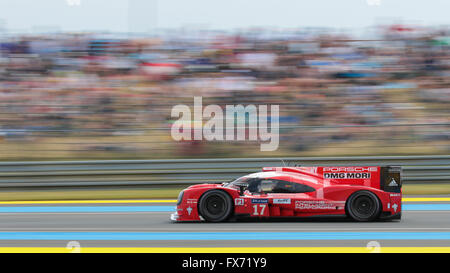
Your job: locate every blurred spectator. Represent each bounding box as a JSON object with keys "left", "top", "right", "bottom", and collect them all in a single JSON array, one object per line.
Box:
[{"left": 0, "top": 25, "right": 448, "bottom": 159}]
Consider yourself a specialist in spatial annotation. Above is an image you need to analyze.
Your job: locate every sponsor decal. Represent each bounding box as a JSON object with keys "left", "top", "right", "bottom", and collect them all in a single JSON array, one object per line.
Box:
[
  {"left": 388, "top": 178, "right": 399, "bottom": 187},
  {"left": 273, "top": 198, "right": 291, "bottom": 204},
  {"left": 234, "top": 198, "right": 244, "bottom": 206},
  {"left": 323, "top": 167, "right": 377, "bottom": 172},
  {"left": 392, "top": 203, "right": 398, "bottom": 212},
  {"left": 251, "top": 198, "right": 269, "bottom": 204},
  {"left": 295, "top": 201, "right": 336, "bottom": 210},
  {"left": 186, "top": 199, "right": 197, "bottom": 204},
  {"left": 390, "top": 193, "right": 401, "bottom": 197},
  {"left": 324, "top": 172, "right": 371, "bottom": 179}
]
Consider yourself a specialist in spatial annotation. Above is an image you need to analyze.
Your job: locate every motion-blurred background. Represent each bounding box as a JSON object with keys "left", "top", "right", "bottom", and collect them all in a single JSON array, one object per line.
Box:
[{"left": 0, "top": 0, "right": 448, "bottom": 199}]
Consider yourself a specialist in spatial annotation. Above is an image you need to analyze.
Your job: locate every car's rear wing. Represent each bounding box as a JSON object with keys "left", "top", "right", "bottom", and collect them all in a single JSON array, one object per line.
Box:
[
  {"left": 263, "top": 165, "right": 402, "bottom": 192},
  {"left": 379, "top": 166, "right": 402, "bottom": 193}
]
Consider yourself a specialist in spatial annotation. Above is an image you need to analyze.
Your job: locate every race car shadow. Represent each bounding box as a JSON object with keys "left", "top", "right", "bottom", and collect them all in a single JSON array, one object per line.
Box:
[
  {"left": 171, "top": 215, "right": 401, "bottom": 223},
  {"left": 230, "top": 216, "right": 352, "bottom": 223},
  {"left": 172, "top": 216, "right": 400, "bottom": 223},
  {"left": 230, "top": 216, "right": 401, "bottom": 223}
]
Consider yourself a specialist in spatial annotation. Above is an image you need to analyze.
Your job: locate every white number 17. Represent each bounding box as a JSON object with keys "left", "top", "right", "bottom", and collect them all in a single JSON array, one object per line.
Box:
[{"left": 253, "top": 204, "right": 267, "bottom": 215}]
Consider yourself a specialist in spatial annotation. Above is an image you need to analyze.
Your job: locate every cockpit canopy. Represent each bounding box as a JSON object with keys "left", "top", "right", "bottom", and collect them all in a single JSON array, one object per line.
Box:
[{"left": 227, "top": 171, "right": 316, "bottom": 194}]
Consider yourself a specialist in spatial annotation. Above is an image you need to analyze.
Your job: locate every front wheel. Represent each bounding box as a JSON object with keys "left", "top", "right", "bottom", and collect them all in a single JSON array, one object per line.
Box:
[
  {"left": 198, "top": 190, "right": 233, "bottom": 222},
  {"left": 346, "top": 191, "right": 381, "bottom": 222}
]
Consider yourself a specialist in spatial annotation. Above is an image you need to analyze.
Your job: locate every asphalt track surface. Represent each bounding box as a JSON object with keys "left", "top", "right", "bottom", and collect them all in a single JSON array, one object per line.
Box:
[{"left": 0, "top": 196, "right": 450, "bottom": 252}]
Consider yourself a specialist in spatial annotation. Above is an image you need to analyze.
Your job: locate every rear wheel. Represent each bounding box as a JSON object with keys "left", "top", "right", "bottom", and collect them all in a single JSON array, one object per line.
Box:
[
  {"left": 198, "top": 190, "right": 233, "bottom": 222},
  {"left": 346, "top": 191, "right": 381, "bottom": 222}
]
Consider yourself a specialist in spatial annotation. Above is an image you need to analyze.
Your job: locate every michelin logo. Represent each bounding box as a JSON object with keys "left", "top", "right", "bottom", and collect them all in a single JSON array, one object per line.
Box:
[
  {"left": 324, "top": 173, "right": 371, "bottom": 179},
  {"left": 251, "top": 199, "right": 269, "bottom": 204}
]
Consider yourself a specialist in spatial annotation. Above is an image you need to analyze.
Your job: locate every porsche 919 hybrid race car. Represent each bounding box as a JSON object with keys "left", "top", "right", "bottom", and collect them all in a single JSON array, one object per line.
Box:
[{"left": 171, "top": 166, "right": 402, "bottom": 222}]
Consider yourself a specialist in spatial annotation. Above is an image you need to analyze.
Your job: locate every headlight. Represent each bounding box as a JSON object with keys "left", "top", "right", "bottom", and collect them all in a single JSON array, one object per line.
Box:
[{"left": 177, "top": 190, "right": 184, "bottom": 205}]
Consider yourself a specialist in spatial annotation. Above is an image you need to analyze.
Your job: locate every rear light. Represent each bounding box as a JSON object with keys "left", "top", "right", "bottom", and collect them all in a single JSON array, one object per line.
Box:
[{"left": 177, "top": 191, "right": 184, "bottom": 205}]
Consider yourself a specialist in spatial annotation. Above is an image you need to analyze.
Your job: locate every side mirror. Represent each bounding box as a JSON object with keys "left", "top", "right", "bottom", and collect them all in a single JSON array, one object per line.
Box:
[{"left": 238, "top": 184, "right": 247, "bottom": 196}]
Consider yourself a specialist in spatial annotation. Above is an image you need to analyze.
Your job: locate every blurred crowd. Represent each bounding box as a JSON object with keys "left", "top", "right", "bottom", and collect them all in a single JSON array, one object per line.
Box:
[{"left": 0, "top": 25, "right": 449, "bottom": 159}]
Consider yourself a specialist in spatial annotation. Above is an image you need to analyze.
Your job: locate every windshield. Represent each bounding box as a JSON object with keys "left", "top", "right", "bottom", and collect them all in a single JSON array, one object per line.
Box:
[
  {"left": 225, "top": 174, "right": 316, "bottom": 194},
  {"left": 225, "top": 177, "right": 262, "bottom": 193},
  {"left": 226, "top": 176, "right": 251, "bottom": 186},
  {"left": 225, "top": 172, "right": 278, "bottom": 188}
]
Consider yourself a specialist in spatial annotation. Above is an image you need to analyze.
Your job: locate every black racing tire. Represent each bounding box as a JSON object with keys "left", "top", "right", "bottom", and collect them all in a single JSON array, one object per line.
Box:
[
  {"left": 198, "top": 190, "right": 233, "bottom": 222},
  {"left": 346, "top": 191, "right": 381, "bottom": 222}
]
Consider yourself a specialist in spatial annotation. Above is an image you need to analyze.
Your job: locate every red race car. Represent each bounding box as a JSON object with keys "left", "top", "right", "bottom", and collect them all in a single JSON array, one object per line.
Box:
[{"left": 170, "top": 166, "right": 402, "bottom": 222}]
